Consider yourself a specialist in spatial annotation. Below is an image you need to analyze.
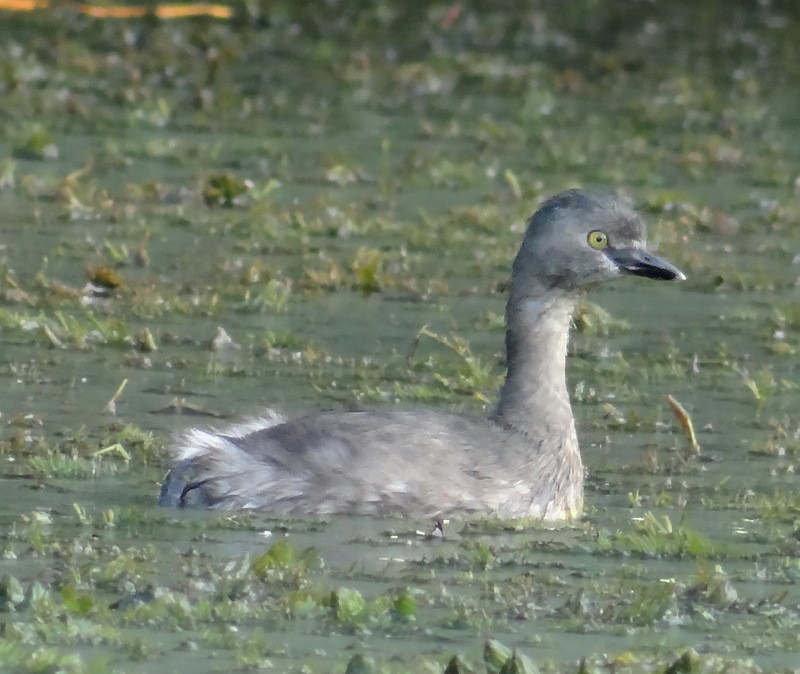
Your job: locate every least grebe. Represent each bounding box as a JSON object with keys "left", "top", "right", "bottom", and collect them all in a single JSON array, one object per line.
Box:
[{"left": 159, "top": 189, "right": 684, "bottom": 519}]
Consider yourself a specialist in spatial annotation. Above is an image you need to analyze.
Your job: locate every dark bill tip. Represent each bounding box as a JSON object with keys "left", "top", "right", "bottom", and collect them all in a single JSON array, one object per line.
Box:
[{"left": 606, "top": 247, "right": 686, "bottom": 281}]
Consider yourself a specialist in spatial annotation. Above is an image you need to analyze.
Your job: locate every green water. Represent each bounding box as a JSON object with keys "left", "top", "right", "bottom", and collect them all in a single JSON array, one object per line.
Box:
[{"left": 0, "top": 2, "right": 799, "bottom": 672}]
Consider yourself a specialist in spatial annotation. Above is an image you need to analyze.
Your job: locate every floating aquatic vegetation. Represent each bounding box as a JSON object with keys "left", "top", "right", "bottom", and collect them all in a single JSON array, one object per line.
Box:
[
  {"left": 0, "top": 2, "right": 799, "bottom": 672},
  {"left": 12, "top": 124, "right": 58, "bottom": 161},
  {"left": 598, "top": 512, "right": 722, "bottom": 559},
  {"left": 202, "top": 173, "right": 251, "bottom": 207}
]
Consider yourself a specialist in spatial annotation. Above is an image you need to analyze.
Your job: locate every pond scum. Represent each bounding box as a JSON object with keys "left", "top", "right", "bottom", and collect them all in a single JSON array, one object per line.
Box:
[{"left": 1, "top": 1, "right": 799, "bottom": 672}]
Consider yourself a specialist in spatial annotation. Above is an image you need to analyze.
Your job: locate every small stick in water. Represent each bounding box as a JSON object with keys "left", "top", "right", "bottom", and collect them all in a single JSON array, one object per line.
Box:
[{"left": 666, "top": 394, "right": 700, "bottom": 456}]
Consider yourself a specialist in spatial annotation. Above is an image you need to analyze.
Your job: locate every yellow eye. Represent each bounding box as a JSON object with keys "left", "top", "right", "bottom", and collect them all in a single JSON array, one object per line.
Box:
[{"left": 587, "top": 230, "right": 608, "bottom": 250}]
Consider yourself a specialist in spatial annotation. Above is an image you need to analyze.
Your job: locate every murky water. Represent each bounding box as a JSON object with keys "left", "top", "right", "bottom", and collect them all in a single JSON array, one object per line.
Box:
[{"left": 1, "top": 2, "right": 798, "bottom": 672}]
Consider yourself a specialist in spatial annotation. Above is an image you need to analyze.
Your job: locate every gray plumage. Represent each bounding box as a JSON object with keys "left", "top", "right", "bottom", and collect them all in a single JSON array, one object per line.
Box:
[{"left": 159, "top": 189, "right": 684, "bottom": 519}]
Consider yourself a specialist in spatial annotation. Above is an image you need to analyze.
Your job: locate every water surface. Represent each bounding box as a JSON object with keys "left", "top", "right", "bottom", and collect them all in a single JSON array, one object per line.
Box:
[{"left": 0, "top": 2, "right": 799, "bottom": 672}]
